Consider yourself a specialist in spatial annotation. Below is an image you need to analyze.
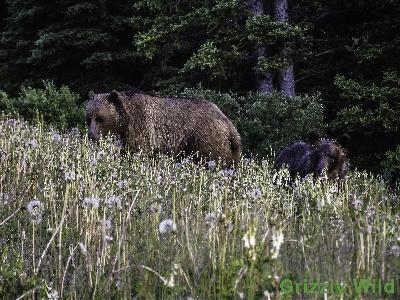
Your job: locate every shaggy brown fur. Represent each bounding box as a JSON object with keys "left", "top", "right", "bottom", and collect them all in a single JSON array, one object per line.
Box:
[
  {"left": 85, "top": 90, "right": 241, "bottom": 167},
  {"left": 274, "top": 139, "right": 348, "bottom": 180}
]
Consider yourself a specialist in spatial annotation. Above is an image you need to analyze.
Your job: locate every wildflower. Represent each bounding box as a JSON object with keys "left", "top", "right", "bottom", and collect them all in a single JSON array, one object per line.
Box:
[
  {"left": 51, "top": 132, "right": 62, "bottom": 143},
  {"left": 237, "top": 292, "right": 245, "bottom": 299},
  {"left": 352, "top": 199, "right": 363, "bottom": 211},
  {"left": 83, "top": 197, "right": 100, "bottom": 209},
  {"left": 390, "top": 245, "right": 400, "bottom": 256},
  {"left": 263, "top": 290, "right": 272, "bottom": 299},
  {"left": 97, "top": 150, "right": 106, "bottom": 160},
  {"left": 206, "top": 160, "right": 216, "bottom": 169},
  {"left": 159, "top": 219, "right": 177, "bottom": 234},
  {"left": 89, "top": 158, "right": 98, "bottom": 167},
  {"left": 26, "top": 200, "right": 44, "bottom": 224},
  {"left": 149, "top": 203, "right": 162, "bottom": 214},
  {"left": 175, "top": 163, "right": 182, "bottom": 169},
  {"left": 164, "top": 274, "right": 175, "bottom": 288},
  {"left": 169, "top": 176, "right": 177, "bottom": 185},
  {"left": 270, "top": 230, "right": 284, "bottom": 259},
  {"left": 0, "top": 193, "right": 10, "bottom": 205},
  {"left": 220, "top": 168, "right": 235, "bottom": 177},
  {"left": 182, "top": 158, "right": 192, "bottom": 164},
  {"left": 249, "top": 188, "right": 262, "bottom": 200},
  {"left": 64, "top": 170, "right": 76, "bottom": 182},
  {"left": 114, "top": 139, "right": 124, "bottom": 148},
  {"left": 25, "top": 139, "right": 38, "bottom": 149},
  {"left": 47, "top": 288, "right": 59, "bottom": 300},
  {"left": 78, "top": 242, "right": 87, "bottom": 255},
  {"left": 69, "top": 127, "right": 80, "bottom": 135},
  {"left": 102, "top": 219, "right": 112, "bottom": 232},
  {"left": 205, "top": 213, "right": 218, "bottom": 226},
  {"left": 104, "top": 196, "right": 122, "bottom": 209},
  {"left": 164, "top": 263, "right": 179, "bottom": 287},
  {"left": 117, "top": 179, "right": 129, "bottom": 189},
  {"left": 243, "top": 231, "right": 256, "bottom": 248}
]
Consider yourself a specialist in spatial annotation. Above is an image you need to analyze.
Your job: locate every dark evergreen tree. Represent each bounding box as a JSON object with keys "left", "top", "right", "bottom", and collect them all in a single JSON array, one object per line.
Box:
[{"left": 0, "top": 0, "right": 142, "bottom": 94}]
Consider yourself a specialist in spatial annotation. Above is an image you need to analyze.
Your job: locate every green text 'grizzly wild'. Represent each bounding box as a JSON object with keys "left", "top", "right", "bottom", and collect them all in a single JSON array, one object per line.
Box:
[{"left": 85, "top": 90, "right": 241, "bottom": 167}]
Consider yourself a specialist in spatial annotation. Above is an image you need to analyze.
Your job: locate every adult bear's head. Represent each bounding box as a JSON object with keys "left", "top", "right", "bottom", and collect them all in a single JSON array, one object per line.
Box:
[{"left": 85, "top": 90, "right": 126, "bottom": 141}]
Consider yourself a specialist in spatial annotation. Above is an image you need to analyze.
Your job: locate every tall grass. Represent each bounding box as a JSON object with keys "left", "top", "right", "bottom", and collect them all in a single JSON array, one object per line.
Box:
[{"left": 0, "top": 116, "right": 399, "bottom": 299}]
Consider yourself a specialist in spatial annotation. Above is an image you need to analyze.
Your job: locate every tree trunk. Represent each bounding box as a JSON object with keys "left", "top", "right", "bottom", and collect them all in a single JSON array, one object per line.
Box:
[
  {"left": 274, "top": 0, "right": 295, "bottom": 97},
  {"left": 248, "top": 0, "right": 273, "bottom": 93}
]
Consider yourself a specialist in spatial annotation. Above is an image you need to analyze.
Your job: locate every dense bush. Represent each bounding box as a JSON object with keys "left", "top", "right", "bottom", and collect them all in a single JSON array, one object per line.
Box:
[
  {"left": 382, "top": 145, "right": 400, "bottom": 184},
  {"left": 182, "top": 88, "right": 325, "bottom": 157},
  {"left": 332, "top": 72, "right": 400, "bottom": 179},
  {"left": 0, "top": 81, "right": 84, "bottom": 129}
]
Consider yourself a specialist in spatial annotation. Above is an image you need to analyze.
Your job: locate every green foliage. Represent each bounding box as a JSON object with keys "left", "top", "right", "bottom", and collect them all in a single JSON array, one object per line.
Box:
[
  {"left": 181, "top": 88, "right": 325, "bottom": 157},
  {"left": 246, "top": 15, "right": 306, "bottom": 46},
  {"left": 0, "top": 81, "right": 84, "bottom": 129},
  {"left": 181, "top": 87, "right": 241, "bottom": 121},
  {"left": 333, "top": 71, "right": 400, "bottom": 172},
  {"left": 0, "top": 91, "right": 12, "bottom": 112},
  {"left": 0, "top": 249, "right": 46, "bottom": 298},
  {"left": 382, "top": 145, "right": 400, "bottom": 183},
  {"left": 240, "top": 92, "right": 325, "bottom": 156}
]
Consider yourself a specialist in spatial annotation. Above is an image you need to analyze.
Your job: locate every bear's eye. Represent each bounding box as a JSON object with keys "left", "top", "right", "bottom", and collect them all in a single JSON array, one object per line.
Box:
[{"left": 95, "top": 117, "right": 104, "bottom": 123}]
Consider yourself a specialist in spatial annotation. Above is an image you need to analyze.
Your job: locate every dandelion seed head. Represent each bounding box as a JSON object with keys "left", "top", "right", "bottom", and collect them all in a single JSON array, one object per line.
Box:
[
  {"left": 97, "top": 150, "right": 106, "bottom": 160},
  {"left": 78, "top": 242, "right": 87, "bottom": 255},
  {"left": 25, "top": 139, "right": 38, "bottom": 149},
  {"left": 220, "top": 168, "right": 235, "bottom": 177},
  {"left": 206, "top": 160, "right": 216, "bottom": 169},
  {"left": 271, "top": 230, "right": 284, "bottom": 259},
  {"left": 352, "top": 199, "right": 363, "bottom": 211},
  {"left": 159, "top": 219, "right": 177, "bottom": 234},
  {"left": 204, "top": 213, "right": 218, "bottom": 226},
  {"left": 47, "top": 288, "right": 59, "bottom": 300},
  {"left": 164, "top": 274, "right": 175, "bottom": 287},
  {"left": 51, "top": 132, "right": 62, "bottom": 143},
  {"left": 83, "top": 197, "right": 100, "bottom": 209},
  {"left": 104, "top": 196, "right": 122, "bottom": 209},
  {"left": 249, "top": 188, "right": 262, "bottom": 200},
  {"left": 102, "top": 219, "right": 112, "bottom": 231},
  {"left": 26, "top": 199, "right": 44, "bottom": 224},
  {"left": 69, "top": 127, "right": 80, "bottom": 135},
  {"left": 243, "top": 232, "right": 256, "bottom": 248},
  {"left": 89, "top": 158, "right": 98, "bottom": 167},
  {"left": 149, "top": 203, "right": 162, "bottom": 214},
  {"left": 117, "top": 179, "right": 129, "bottom": 189},
  {"left": 0, "top": 193, "right": 10, "bottom": 205},
  {"left": 390, "top": 245, "right": 400, "bottom": 256},
  {"left": 64, "top": 170, "right": 76, "bottom": 182}
]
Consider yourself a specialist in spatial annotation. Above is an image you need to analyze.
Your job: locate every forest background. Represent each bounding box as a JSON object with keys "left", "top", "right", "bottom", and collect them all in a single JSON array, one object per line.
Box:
[{"left": 0, "top": 0, "right": 399, "bottom": 181}]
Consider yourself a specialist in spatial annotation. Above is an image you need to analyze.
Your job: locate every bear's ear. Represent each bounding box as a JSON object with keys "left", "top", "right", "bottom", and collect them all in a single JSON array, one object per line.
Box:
[
  {"left": 88, "top": 90, "right": 95, "bottom": 99},
  {"left": 108, "top": 90, "right": 123, "bottom": 109}
]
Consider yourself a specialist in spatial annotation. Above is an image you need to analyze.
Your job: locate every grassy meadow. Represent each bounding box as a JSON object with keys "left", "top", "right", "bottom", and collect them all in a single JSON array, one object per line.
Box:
[{"left": 0, "top": 116, "right": 399, "bottom": 299}]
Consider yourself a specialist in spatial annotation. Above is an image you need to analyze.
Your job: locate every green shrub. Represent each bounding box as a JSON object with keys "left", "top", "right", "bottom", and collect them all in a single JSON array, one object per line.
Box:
[
  {"left": 0, "top": 91, "right": 13, "bottom": 112},
  {"left": 239, "top": 92, "right": 325, "bottom": 157},
  {"left": 181, "top": 88, "right": 325, "bottom": 158},
  {"left": 382, "top": 145, "right": 400, "bottom": 183},
  {"left": 0, "top": 81, "right": 84, "bottom": 129},
  {"left": 332, "top": 72, "right": 400, "bottom": 173}
]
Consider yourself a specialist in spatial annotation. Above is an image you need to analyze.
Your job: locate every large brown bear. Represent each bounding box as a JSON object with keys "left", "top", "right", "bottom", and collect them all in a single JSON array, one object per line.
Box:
[
  {"left": 85, "top": 90, "right": 241, "bottom": 167},
  {"left": 274, "top": 139, "right": 348, "bottom": 180}
]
